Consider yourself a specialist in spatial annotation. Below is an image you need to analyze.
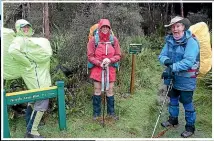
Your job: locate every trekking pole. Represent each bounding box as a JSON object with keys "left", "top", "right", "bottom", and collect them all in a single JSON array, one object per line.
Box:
[
  {"left": 101, "top": 65, "right": 107, "bottom": 128},
  {"left": 102, "top": 80, "right": 106, "bottom": 128},
  {"left": 151, "top": 79, "right": 173, "bottom": 138}
]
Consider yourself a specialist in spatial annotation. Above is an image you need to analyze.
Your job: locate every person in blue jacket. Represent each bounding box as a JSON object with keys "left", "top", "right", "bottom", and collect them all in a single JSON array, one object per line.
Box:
[{"left": 159, "top": 16, "right": 199, "bottom": 138}]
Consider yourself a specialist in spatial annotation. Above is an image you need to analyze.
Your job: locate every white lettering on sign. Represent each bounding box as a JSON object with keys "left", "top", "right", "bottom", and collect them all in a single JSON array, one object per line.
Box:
[{"left": 9, "top": 92, "right": 56, "bottom": 103}]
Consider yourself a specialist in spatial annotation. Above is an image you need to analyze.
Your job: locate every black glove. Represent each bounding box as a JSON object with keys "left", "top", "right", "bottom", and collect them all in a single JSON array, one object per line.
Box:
[
  {"left": 164, "top": 59, "right": 173, "bottom": 67},
  {"left": 162, "top": 67, "right": 173, "bottom": 79}
]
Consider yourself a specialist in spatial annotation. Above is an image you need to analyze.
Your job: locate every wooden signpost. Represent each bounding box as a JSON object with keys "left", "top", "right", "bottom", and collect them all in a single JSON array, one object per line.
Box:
[
  {"left": 3, "top": 81, "right": 66, "bottom": 138},
  {"left": 129, "top": 44, "right": 143, "bottom": 95}
]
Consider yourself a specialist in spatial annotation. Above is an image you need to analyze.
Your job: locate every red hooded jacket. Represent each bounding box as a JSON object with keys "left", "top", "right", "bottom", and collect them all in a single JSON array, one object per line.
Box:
[{"left": 87, "top": 19, "right": 121, "bottom": 82}]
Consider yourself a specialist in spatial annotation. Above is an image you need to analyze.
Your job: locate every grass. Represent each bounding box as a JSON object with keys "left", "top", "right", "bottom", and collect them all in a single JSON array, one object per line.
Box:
[
  {"left": 8, "top": 47, "right": 212, "bottom": 138},
  {"left": 9, "top": 89, "right": 158, "bottom": 138}
]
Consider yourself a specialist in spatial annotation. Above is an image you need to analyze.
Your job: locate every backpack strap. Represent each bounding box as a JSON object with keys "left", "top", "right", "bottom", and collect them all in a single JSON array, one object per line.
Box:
[
  {"left": 177, "top": 35, "right": 200, "bottom": 78},
  {"left": 109, "top": 34, "right": 114, "bottom": 46},
  {"left": 94, "top": 33, "right": 114, "bottom": 48},
  {"left": 94, "top": 34, "right": 99, "bottom": 47},
  {"left": 180, "top": 35, "right": 200, "bottom": 62},
  {"left": 181, "top": 35, "right": 198, "bottom": 48},
  {"left": 93, "top": 29, "right": 98, "bottom": 36}
]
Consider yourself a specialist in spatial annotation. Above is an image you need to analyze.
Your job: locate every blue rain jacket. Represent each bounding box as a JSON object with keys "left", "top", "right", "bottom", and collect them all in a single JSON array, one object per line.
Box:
[{"left": 159, "top": 30, "right": 199, "bottom": 91}]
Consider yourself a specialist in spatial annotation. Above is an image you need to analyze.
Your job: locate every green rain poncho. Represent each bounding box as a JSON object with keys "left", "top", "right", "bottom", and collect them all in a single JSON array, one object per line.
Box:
[{"left": 3, "top": 19, "right": 52, "bottom": 89}]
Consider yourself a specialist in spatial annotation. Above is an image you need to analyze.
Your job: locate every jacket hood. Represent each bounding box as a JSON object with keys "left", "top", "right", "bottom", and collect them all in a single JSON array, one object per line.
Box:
[
  {"left": 15, "top": 19, "right": 33, "bottom": 37},
  {"left": 98, "top": 19, "right": 111, "bottom": 29},
  {"left": 98, "top": 19, "right": 111, "bottom": 42}
]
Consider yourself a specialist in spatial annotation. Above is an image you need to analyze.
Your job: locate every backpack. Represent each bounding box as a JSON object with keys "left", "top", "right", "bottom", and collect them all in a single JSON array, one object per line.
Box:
[
  {"left": 87, "top": 24, "right": 119, "bottom": 70},
  {"left": 3, "top": 28, "right": 22, "bottom": 80},
  {"left": 188, "top": 22, "right": 212, "bottom": 78},
  {"left": 88, "top": 24, "right": 98, "bottom": 41}
]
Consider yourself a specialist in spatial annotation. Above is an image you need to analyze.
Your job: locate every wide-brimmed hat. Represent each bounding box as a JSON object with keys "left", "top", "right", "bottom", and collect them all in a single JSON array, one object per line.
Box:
[{"left": 164, "top": 16, "right": 191, "bottom": 30}]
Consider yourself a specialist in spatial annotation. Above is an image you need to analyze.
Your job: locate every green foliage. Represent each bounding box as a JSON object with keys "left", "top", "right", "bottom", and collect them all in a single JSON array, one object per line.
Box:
[
  {"left": 146, "top": 34, "right": 165, "bottom": 50},
  {"left": 49, "top": 80, "right": 93, "bottom": 118},
  {"left": 4, "top": 78, "right": 26, "bottom": 92},
  {"left": 50, "top": 27, "right": 69, "bottom": 54},
  {"left": 49, "top": 54, "right": 92, "bottom": 116},
  {"left": 200, "top": 70, "right": 212, "bottom": 89},
  {"left": 116, "top": 36, "right": 162, "bottom": 95}
]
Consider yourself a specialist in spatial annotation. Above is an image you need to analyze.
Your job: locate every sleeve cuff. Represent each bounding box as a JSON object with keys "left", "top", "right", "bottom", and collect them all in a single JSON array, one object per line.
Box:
[
  {"left": 95, "top": 60, "right": 101, "bottom": 66},
  {"left": 109, "top": 58, "right": 115, "bottom": 63}
]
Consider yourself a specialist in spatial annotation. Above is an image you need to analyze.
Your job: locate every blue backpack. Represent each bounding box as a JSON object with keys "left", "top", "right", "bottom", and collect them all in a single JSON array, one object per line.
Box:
[{"left": 87, "top": 30, "right": 119, "bottom": 69}]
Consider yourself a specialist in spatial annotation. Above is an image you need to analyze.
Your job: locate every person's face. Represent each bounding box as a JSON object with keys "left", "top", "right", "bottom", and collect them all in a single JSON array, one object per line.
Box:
[
  {"left": 101, "top": 25, "right": 110, "bottom": 34},
  {"left": 171, "top": 23, "right": 185, "bottom": 38},
  {"left": 21, "top": 25, "right": 30, "bottom": 34}
]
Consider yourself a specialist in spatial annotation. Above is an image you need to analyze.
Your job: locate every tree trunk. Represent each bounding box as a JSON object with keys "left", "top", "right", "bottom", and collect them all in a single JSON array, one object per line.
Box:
[
  {"left": 43, "top": 3, "right": 50, "bottom": 39},
  {"left": 165, "top": 3, "right": 169, "bottom": 23},
  {"left": 22, "top": 4, "right": 26, "bottom": 19},
  {"left": 27, "top": 3, "right": 30, "bottom": 18},
  {"left": 180, "top": 1, "right": 184, "bottom": 17},
  {"left": 170, "top": 3, "right": 174, "bottom": 17},
  {"left": 148, "top": 3, "right": 155, "bottom": 33}
]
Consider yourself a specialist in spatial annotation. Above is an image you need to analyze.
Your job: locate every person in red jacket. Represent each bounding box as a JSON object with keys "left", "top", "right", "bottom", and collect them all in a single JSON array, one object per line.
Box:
[{"left": 87, "top": 19, "right": 121, "bottom": 120}]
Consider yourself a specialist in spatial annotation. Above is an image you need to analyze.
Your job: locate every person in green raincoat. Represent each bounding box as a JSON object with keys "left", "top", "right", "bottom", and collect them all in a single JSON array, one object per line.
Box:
[{"left": 4, "top": 19, "right": 52, "bottom": 138}]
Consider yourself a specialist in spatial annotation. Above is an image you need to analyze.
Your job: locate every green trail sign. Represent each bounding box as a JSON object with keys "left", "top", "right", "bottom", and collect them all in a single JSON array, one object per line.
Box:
[
  {"left": 129, "top": 44, "right": 143, "bottom": 54},
  {"left": 3, "top": 81, "right": 66, "bottom": 138}
]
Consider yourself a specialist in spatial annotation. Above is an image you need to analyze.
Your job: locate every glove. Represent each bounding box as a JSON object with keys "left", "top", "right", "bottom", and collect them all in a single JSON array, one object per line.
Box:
[
  {"left": 101, "top": 58, "right": 111, "bottom": 68},
  {"left": 162, "top": 67, "right": 173, "bottom": 80},
  {"left": 164, "top": 59, "right": 173, "bottom": 67}
]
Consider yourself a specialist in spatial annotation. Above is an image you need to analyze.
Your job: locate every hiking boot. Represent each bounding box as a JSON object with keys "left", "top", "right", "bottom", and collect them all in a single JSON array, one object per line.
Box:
[
  {"left": 181, "top": 125, "right": 195, "bottom": 138},
  {"left": 107, "top": 114, "right": 119, "bottom": 120},
  {"left": 161, "top": 116, "right": 178, "bottom": 127},
  {"left": 181, "top": 131, "right": 194, "bottom": 138},
  {"left": 24, "top": 132, "right": 44, "bottom": 138},
  {"left": 93, "top": 115, "right": 101, "bottom": 121}
]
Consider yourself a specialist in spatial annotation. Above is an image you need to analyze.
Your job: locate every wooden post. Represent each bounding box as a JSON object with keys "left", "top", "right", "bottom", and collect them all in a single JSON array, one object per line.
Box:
[
  {"left": 129, "top": 44, "right": 142, "bottom": 95},
  {"left": 130, "top": 54, "right": 136, "bottom": 95}
]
